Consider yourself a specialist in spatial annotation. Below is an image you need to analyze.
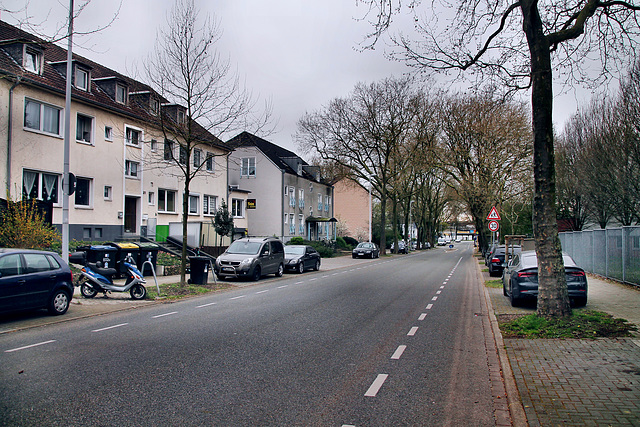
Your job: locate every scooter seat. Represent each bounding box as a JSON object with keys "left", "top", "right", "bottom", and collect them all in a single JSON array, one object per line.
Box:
[{"left": 87, "top": 262, "right": 118, "bottom": 278}]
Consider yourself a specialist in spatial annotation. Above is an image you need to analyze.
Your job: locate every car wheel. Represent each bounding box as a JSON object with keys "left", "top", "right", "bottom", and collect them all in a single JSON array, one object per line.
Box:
[
  {"left": 81, "top": 283, "right": 98, "bottom": 298},
  {"left": 510, "top": 287, "right": 521, "bottom": 307},
  {"left": 352, "top": 254, "right": 356, "bottom": 259},
  {"left": 573, "top": 296, "right": 587, "bottom": 307},
  {"left": 297, "top": 262, "right": 304, "bottom": 274},
  {"left": 216, "top": 273, "right": 225, "bottom": 280},
  {"left": 314, "top": 260, "right": 320, "bottom": 271},
  {"left": 252, "top": 266, "right": 261, "bottom": 281},
  {"left": 48, "top": 290, "right": 70, "bottom": 315},
  {"left": 276, "top": 264, "right": 284, "bottom": 277},
  {"left": 503, "top": 280, "right": 508, "bottom": 296},
  {"left": 130, "top": 284, "right": 147, "bottom": 300}
]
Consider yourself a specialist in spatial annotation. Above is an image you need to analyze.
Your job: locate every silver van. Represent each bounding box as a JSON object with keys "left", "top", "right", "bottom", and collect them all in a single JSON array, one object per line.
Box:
[{"left": 214, "top": 237, "right": 285, "bottom": 281}]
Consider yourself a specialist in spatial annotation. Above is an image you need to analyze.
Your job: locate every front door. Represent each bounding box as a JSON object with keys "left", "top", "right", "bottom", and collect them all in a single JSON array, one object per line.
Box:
[{"left": 124, "top": 197, "right": 137, "bottom": 234}]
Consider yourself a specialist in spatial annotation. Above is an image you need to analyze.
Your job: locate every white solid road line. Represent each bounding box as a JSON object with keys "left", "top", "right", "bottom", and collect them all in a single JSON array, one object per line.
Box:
[
  {"left": 5, "top": 340, "right": 56, "bottom": 353},
  {"left": 365, "top": 374, "right": 389, "bottom": 397}
]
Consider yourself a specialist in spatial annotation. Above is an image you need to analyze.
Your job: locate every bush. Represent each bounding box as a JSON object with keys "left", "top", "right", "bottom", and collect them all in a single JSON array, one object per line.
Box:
[
  {"left": 343, "top": 236, "right": 359, "bottom": 246},
  {"left": 335, "top": 236, "right": 348, "bottom": 249},
  {"left": 288, "top": 236, "right": 304, "bottom": 245},
  {"left": 0, "top": 197, "right": 60, "bottom": 250}
]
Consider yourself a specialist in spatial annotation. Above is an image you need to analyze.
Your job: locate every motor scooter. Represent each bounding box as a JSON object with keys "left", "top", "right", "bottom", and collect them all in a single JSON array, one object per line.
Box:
[{"left": 69, "top": 252, "right": 147, "bottom": 300}]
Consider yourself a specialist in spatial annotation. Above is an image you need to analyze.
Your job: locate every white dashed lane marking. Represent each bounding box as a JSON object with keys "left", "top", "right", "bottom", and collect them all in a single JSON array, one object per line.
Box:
[
  {"left": 92, "top": 323, "right": 128, "bottom": 332},
  {"left": 365, "top": 374, "right": 388, "bottom": 397},
  {"left": 5, "top": 340, "right": 56, "bottom": 353},
  {"left": 391, "top": 345, "right": 407, "bottom": 360}
]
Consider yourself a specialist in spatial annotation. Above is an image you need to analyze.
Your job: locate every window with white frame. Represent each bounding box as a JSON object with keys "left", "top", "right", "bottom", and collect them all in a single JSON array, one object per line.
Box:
[
  {"left": 74, "top": 177, "right": 91, "bottom": 207},
  {"left": 24, "top": 99, "right": 61, "bottom": 136},
  {"left": 241, "top": 157, "right": 256, "bottom": 177},
  {"left": 75, "top": 67, "right": 89, "bottom": 91},
  {"left": 179, "top": 145, "right": 187, "bottom": 165},
  {"left": 298, "top": 189, "right": 304, "bottom": 209},
  {"left": 23, "top": 47, "right": 42, "bottom": 74},
  {"left": 177, "top": 110, "right": 185, "bottom": 124},
  {"left": 299, "top": 214, "right": 304, "bottom": 234},
  {"left": 205, "top": 153, "right": 214, "bottom": 171},
  {"left": 325, "top": 195, "right": 331, "bottom": 212},
  {"left": 158, "top": 189, "right": 177, "bottom": 213},
  {"left": 150, "top": 99, "right": 159, "bottom": 115},
  {"left": 284, "top": 213, "right": 288, "bottom": 224},
  {"left": 318, "top": 193, "right": 323, "bottom": 211},
  {"left": 289, "top": 213, "right": 295, "bottom": 234},
  {"left": 189, "top": 194, "right": 199, "bottom": 215},
  {"left": 289, "top": 187, "right": 296, "bottom": 207},
  {"left": 125, "top": 160, "right": 139, "bottom": 178},
  {"left": 125, "top": 127, "right": 141, "bottom": 146},
  {"left": 76, "top": 113, "right": 93, "bottom": 143},
  {"left": 104, "top": 126, "right": 113, "bottom": 141},
  {"left": 150, "top": 139, "right": 158, "bottom": 152},
  {"left": 104, "top": 185, "right": 112, "bottom": 201},
  {"left": 203, "top": 195, "right": 217, "bottom": 215},
  {"left": 22, "top": 170, "right": 59, "bottom": 203},
  {"left": 231, "top": 198, "right": 245, "bottom": 218},
  {"left": 194, "top": 149, "right": 202, "bottom": 168},
  {"left": 148, "top": 191, "right": 155, "bottom": 205},
  {"left": 116, "top": 84, "right": 127, "bottom": 104},
  {"left": 284, "top": 185, "right": 288, "bottom": 196}
]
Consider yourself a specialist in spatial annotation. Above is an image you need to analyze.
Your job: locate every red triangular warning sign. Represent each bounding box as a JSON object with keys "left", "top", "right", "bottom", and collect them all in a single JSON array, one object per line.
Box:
[{"left": 487, "top": 206, "right": 501, "bottom": 221}]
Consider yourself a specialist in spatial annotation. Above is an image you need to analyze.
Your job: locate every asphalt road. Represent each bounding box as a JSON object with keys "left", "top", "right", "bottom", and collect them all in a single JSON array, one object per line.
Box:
[{"left": 0, "top": 243, "right": 497, "bottom": 426}]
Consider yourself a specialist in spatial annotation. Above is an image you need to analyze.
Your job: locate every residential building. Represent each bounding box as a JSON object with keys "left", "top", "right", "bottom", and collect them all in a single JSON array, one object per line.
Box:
[
  {"left": 0, "top": 20, "right": 230, "bottom": 244},
  {"left": 332, "top": 177, "right": 371, "bottom": 241},
  {"left": 227, "top": 132, "right": 334, "bottom": 242}
]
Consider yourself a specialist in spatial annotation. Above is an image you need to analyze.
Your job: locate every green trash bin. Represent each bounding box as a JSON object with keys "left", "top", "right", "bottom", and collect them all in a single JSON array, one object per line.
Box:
[
  {"left": 188, "top": 256, "right": 210, "bottom": 285},
  {"left": 137, "top": 242, "right": 159, "bottom": 276}
]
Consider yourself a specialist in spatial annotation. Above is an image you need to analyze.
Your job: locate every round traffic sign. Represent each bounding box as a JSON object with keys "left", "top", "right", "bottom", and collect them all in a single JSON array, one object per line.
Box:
[{"left": 488, "top": 221, "right": 499, "bottom": 232}]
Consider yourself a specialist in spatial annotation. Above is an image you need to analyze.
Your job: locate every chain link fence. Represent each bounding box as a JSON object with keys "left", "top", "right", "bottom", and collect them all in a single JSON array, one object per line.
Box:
[{"left": 559, "top": 227, "right": 640, "bottom": 286}]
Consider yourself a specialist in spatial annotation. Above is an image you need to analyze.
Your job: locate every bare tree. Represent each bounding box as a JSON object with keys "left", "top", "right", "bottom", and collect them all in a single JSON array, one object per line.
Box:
[
  {"left": 296, "top": 76, "right": 428, "bottom": 254},
  {"left": 144, "top": 0, "right": 272, "bottom": 285},
  {"left": 361, "top": 0, "right": 640, "bottom": 318}
]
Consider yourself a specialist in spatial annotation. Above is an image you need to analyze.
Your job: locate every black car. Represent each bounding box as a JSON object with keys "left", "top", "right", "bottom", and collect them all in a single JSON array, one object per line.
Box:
[
  {"left": 0, "top": 248, "right": 74, "bottom": 315},
  {"left": 284, "top": 245, "right": 321, "bottom": 273},
  {"left": 502, "top": 250, "right": 588, "bottom": 307},
  {"left": 352, "top": 242, "right": 380, "bottom": 259},
  {"left": 488, "top": 245, "right": 521, "bottom": 277}
]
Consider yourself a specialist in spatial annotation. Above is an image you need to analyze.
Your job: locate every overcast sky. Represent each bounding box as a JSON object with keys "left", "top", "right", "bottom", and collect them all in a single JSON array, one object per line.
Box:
[{"left": 1, "top": 0, "right": 598, "bottom": 157}]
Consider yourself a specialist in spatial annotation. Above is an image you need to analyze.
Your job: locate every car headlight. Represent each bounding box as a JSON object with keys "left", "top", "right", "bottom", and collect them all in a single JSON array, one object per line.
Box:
[{"left": 240, "top": 258, "right": 253, "bottom": 267}]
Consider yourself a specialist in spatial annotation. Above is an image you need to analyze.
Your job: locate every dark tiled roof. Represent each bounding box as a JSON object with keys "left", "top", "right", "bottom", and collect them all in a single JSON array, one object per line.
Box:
[
  {"left": 0, "top": 19, "right": 228, "bottom": 151},
  {"left": 227, "top": 131, "right": 317, "bottom": 180}
]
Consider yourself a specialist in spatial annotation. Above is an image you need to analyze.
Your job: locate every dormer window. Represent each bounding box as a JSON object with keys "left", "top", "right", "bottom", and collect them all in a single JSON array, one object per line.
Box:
[
  {"left": 150, "top": 98, "right": 159, "bottom": 115},
  {"left": 116, "top": 84, "right": 127, "bottom": 104},
  {"left": 177, "top": 110, "right": 185, "bottom": 124},
  {"left": 75, "top": 67, "right": 89, "bottom": 91},
  {"left": 23, "top": 47, "right": 42, "bottom": 74}
]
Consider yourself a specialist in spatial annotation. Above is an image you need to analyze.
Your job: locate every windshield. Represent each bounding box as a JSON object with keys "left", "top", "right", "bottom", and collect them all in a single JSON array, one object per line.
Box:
[
  {"left": 285, "top": 246, "right": 305, "bottom": 255},
  {"left": 226, "top": 241, "right": 261, "bottom": 255},
  {"left": 357, "top": 243, "right": 372, "bottom": 249}
]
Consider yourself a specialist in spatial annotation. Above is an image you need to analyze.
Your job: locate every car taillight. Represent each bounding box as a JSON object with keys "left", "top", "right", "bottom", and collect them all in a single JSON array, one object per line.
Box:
[
  {"left": 518, "top": 271, "right": 537, "bottom": 277},
  {"left": 491, "top": 258, "right": 500, "bottom": 263},
  {"left": 567, "top": 271, "right": 585, "bottom": 277}
]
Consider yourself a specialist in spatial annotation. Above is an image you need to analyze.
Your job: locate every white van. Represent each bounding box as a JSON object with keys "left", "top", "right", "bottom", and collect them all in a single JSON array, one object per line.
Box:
[{"left": 437, "top": 237, "right": 447, "bottom": 246}]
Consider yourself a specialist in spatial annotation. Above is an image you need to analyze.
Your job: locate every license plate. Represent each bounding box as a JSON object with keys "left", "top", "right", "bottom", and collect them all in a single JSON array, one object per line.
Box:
[{"left": 222, "top": 267, "right": 234, "bottom": 273}]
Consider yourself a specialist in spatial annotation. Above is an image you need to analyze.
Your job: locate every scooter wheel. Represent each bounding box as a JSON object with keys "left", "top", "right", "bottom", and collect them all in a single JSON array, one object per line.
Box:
[
  {"left": 130, "top": 284, "right": 147, "bottom": 300},
  {"left": 81, "top": 283, "right": 98, "bottom": 298}
]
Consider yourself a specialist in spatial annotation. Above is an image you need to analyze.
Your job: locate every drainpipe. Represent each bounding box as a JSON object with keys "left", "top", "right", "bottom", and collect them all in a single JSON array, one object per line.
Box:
[
  {"left": 6, "top": 76, "right": 21, "bottom": 195},
  {"left": 281, "top": 169, "right": 285, "bottom": 241}
]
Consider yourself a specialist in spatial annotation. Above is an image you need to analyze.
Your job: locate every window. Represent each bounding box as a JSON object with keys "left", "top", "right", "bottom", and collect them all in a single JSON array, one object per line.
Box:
[
  {"left": 325, "top": 195, "right": 331, "bottom": 212},
  {"left": 318, "top": 194, "right": 323, "bottom": 211},
  {"left": 284, "top": 186, "right": 288, "bottom": 196},
  {"left": 179, "top": 145, "right": 187, "bottom": 165},
  {"left": 95, "top": 228, "right": 103, "bottom": 239},
  {"left": 125, "top": 127, "right": 141, "bottom": 146},
  {"left": 231, "top": 198, "right": 244, "bottom": 218},
  {"left": 158, "top": 189, "right": 176, "bottom": 213},
  {"left": 289, "top": 187, "right": 296, "bottom": 207},
  {"left": 148, "top": 191, "right": 155, "bottom": 205},
  {"left": 116, "top": 84, "right": 127, "bottom": 104},
  {"left": 0, "top": 254, "right": 22, "bottom": 277},
  {"left": 75, "top": 67, "right": 89, "bottom": 91},
  {"left": 241, "top": 157, "right": 256, "bottom": 177},
  {"left": 150, "top": 99, "right": 159, "bottom": 115},
  {"left": 284, "top": 213, "right": 288, "bottom": 224},
  {"left": 104, "top": 126, "right": 113, "bottom": 141},
  {"left": 203, "top": 195, "right": 217, "bottom": 215},
  {"left": 177, "top": 110, "right": 185, "bottom": 124},
  {"left": 299, "top": 214, "right": 304, "bottom": 235},
  {"left": 104, "top": 186, "right": 112, "bottom": 201},
  {"left": 289, "top": 213, "right": 295, "bottom": 234},
  {"left": 74, "top": 177, "right": 91, "bottom": 207},
  {"left": 125, "top": 160, "right": 139, "bottom": 178},
  {"left": 150, "top": 139, "right": 158, "bottom": 152},
  {"left": 24, "top": 48, "right": 41, "bottom": 74},
  {"left": 206, "top": 153, "right": 214, "bottom": 171},
  {"left": 24, "top": 99, "right": 61, "bottom": 136},
  {"left": 164, "top": 140, "right": 174, "bottom": 161},
  {"left": 189, "top": 194, "right": 199, "bottom": 215},
  {"left": 298, "top": 189, "right": 304, "bottom": 209},
  {"left": 83, "top": 228, "right": 91, "bottom": 239},
  {"left": 23, "top": 170, "right": 59, "bottom": 203},
  {"left": 194, "top": 149, "right": 202, "bottom": 168},
  {"left": 76, "top": 113, "right": 93, "bottom": 143}
]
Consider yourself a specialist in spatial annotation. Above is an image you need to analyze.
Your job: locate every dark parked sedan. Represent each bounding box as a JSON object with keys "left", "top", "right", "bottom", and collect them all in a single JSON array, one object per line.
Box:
[
  {"left": 352, "top": 242, "right": 379, "bottom": 259},
  {"left": 502, "top": 250, "right": 588, "bottom": 307},
  {"left": 284, "top": 245, "right": 320, "bottom": 273},
  {"left": 488, "top": 245, "right": 521, "bottom": 277},
  {"left": 0, "top": 248, "right": 74, "bottom": 315}
]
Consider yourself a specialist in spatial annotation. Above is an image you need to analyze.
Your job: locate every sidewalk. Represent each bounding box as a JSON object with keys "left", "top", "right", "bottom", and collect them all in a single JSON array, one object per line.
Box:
[{"left": 484, "top": 264, "right": 640, "bottom": 426}]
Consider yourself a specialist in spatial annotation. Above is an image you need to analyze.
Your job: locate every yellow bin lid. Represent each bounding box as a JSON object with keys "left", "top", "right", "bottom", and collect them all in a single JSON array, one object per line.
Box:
[{"left": 118, "top": 243, "right": 139, "bottom": 249}]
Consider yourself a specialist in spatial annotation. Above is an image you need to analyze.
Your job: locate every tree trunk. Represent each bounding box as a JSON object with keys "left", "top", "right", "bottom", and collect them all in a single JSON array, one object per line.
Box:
[
  {"left": 521, "top": 1, "right": 571, "bottom": 318},
  {"left": 379, "top": 191, "right": 388, "bottom": 255}
]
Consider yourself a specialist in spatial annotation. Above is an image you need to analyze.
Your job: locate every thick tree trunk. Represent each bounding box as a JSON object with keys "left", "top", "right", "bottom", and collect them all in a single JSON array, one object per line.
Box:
[{"left": 521, "top": 1, "right": 571, "bottom": 318}]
